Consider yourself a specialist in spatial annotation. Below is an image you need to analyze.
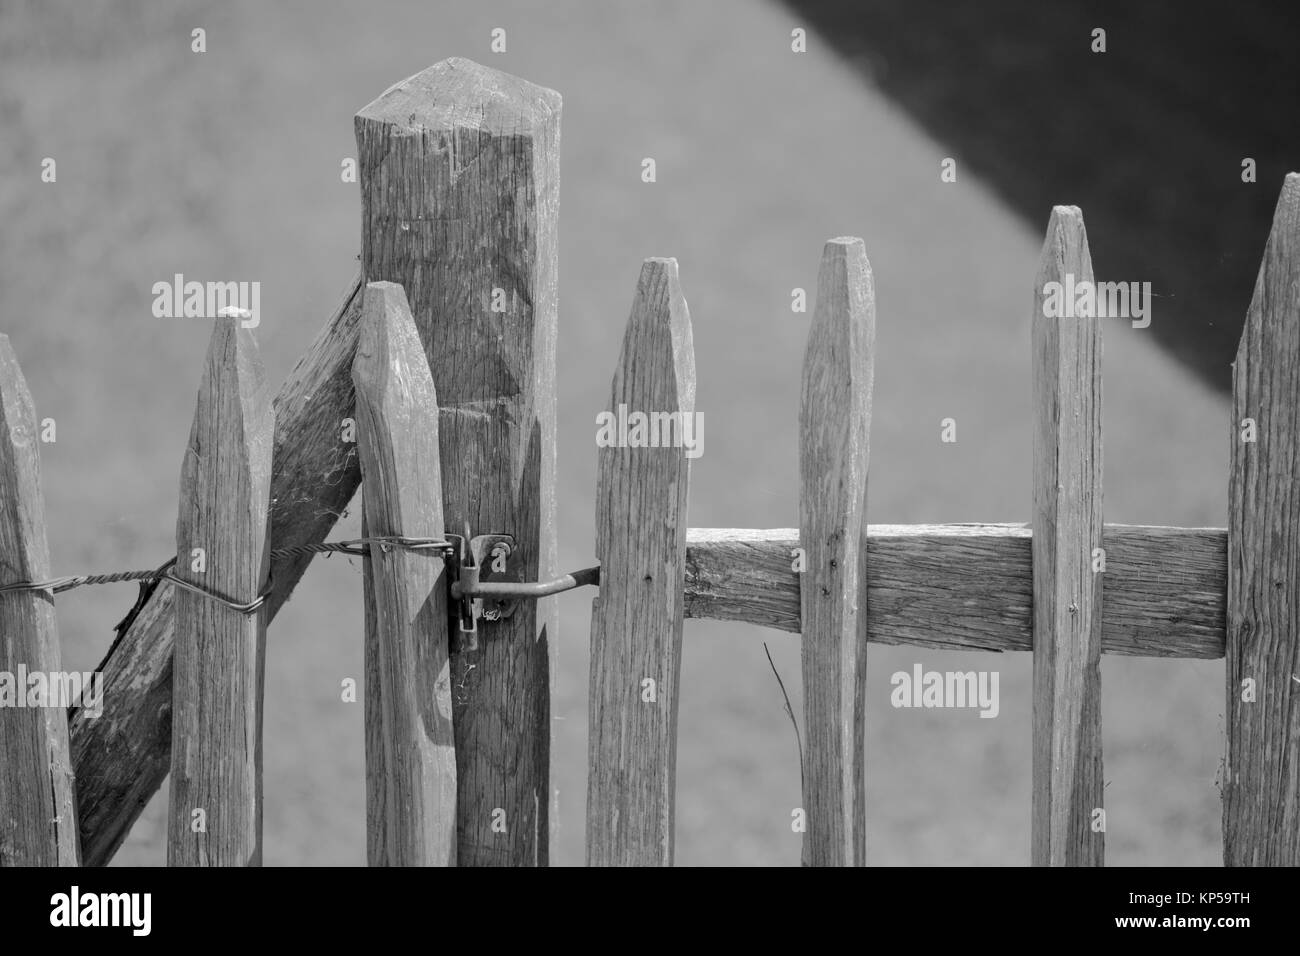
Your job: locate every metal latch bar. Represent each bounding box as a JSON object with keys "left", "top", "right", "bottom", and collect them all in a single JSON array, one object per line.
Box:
[
  {"left": 445, "top": 528, "right": 599, "bottom": 646},
  {"left": 451, "top": 565, "right": 600, "bottom": 601}
]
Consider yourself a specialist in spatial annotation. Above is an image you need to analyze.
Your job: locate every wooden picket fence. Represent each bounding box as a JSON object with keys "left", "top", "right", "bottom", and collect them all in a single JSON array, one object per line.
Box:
[{"left": 1, "top": 56, "right": 1298, "bottom": 868}]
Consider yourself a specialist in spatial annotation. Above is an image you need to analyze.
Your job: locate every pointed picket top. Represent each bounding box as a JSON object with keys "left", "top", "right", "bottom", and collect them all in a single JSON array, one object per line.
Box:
[
  {"left": 352, "top": 280, "right": 445, "bottom": 626},
  {"left": 1031, "top": 204, "right": 1104, "bottom": 867},
  {"left": 1234, "top": 173, "right": 1300, "bottom": 368},
  {"left": 175, "top": 317, "right": 273, "bottom": 590},
  {"left": 1226, "top": 173, "right": 1300, "bottom": 865},
  {"left": 595, "top": 257, "right": 696, "bottom": 556},
  {"left": 1036, "top": 206, "right": 1092, "bottom": 290},
  {"left": 611, "top": 257, "right": 695, "bottom": 420},
  {"left": 178, "top": 316, "right": 274, "bottom": 542},
  {"left": 356, "top": 57, "right": 560, "bottom": 136},
  {"left": 622, "top": 257, "right": 695, "bottom": 388},
  {"left": 799, "top": 237, "right": 874, "bottom": 867},
  {"left": 801, "top": 238, "right": 873, "bottom": 445}
]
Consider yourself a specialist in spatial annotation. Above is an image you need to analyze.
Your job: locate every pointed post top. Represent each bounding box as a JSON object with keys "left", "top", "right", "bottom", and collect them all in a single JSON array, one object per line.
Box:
[
  {"left": 1036, "top": 206, "right": 1091, "bottom": 279},
  {"left": 0, "top": 334, "right": 37, "bottom": 452},
  {"left": 617, "top": 258, "right": 695, "bottom": 411},
  {"left": 629, "top": 257, "right": 685, "bottom": 326},
  {"left": 803, "top": 237, "right": 873, "bottom": 401},
  {"left": 356, "top": 57, "right": 561, "bottom": 135},
  {"left": 1236, "top": 173, "right": 1300, "bottom": 362},
  {"left": 197, "top": 316, "right": 271, "bottom": 452},
  {"left": 353, "top": 280, "right": 441, "bottom": 424},
  {"left": 176, "top": 316, "right": 273, "bottom": 595}
]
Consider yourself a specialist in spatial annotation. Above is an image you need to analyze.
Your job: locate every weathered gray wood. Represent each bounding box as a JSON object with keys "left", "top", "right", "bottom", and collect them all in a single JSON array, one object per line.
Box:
[
  {"left": 586, "top": 259, "right": 694, "bottom": 867},
  {"left": 357, "top": 57, "right": 561, "bottom": 866},
  {"left": 1031, "top": 207, "right": 1104, "bottom": 867},
  {"left": 354, "top": 281, "right": 456, "bottom": 867},
  {"left": 70, "top": 274, "right": 366, "bottom": 867},
  {"left": 0, "top": 335, "right": 80, "bottom": 867},
  {"left": 683, "top": 525, "right": 1225, "bottom": 659},
  {"left": 799, "top": 238, "right": 873, "bottom": 867},
  {"left": 362, "top": 511, "right": 388, "bottom": 867},
  {"left": 1225, "top": 172, "right": 1300, "bottom": 866},
  {"left": 167, "top": 317, "right": 273, "bottom": 867}
]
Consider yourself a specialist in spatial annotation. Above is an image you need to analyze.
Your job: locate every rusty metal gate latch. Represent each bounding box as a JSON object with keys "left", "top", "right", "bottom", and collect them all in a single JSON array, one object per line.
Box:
[{"left": 445, "top": 530, "right": 600, "bottom": 647}]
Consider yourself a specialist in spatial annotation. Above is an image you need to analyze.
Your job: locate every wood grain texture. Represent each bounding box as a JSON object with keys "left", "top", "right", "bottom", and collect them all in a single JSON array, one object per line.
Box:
[
  {"left": 362, "top": 511, "right": 388, "bottom": 866},
  {"left": 354, "top": 281, "right": 456, "bottom": 866},
  {"left": 357, "top": 57, "right": 560, "bottom": 866},
  {"left": 167, "top": 317, "right": 273, "bottom": 867},
  {"left": 586, "top": 259, "right": 694, "bottom": 866},
  {"left": 799, "top": 238, "right": 873, "bottom": 867},
  {"left": 0, "top": 335, "right": 80, "bottom": 866},
  {"left": 1225, "top": 173, "right": 1300, "bottom": 866},
  {"left": 1031, "top": 207, "right": 1104, "bottom": 867},
  {"left": 683, "top": 525, "right": 1225, "bottom": 658},
  {"left": 70, "top": 274, "right": 365, "bottom": 866}
]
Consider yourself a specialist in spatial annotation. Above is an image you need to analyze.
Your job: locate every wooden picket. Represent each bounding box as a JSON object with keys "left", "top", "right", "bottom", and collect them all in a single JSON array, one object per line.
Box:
[
  {"left": 353, "top": 281, "right": 457, "bottom": 867},
  {"left": 1224, "top": 173, "right": 1300, "bottom": 866},
  {"left": 167, "top": 316, "right": 273, "bottom": 867},
  {"left": 586, "top": 258, "right": 695, "bottom": 866},
  {"left": 0, "top": 335, "right": 80, "bottom": 867},
  {"left": 1030, "top": 207, "right": 1105, "bottom": 866},
  {"left": 798, "top": 238, "right": 874, "bottom": 867}
]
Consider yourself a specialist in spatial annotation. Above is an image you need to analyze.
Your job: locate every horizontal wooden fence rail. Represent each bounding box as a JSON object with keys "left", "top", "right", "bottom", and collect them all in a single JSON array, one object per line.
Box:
[{"left": 682, "top": 524, "right": 1226, "bottom": 659}]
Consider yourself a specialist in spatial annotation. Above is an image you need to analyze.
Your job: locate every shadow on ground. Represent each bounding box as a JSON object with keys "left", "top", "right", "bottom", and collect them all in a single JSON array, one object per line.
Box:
[{"left": 784, "top": 0, "right": 1300, "bottom": 391}]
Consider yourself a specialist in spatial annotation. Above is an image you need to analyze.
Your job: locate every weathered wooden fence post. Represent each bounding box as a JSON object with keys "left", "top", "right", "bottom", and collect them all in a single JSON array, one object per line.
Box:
[
  {"left": 1225, "top": 173, "right": 1300, "bottom": 866},
  {"left": 354, "top": 281, "right": 457, "bottom": 866},
  {"left": 356, "top": 57, "right": 561, "bottom": 866},
  {"left": 0, "top": 335, "right": 80, "bottom": 866},
  {"left": 167, "top": 317, "right": 273, "bottom": 866},
  {"left": 586, "top": 259, "right": 695, "bottom": 866},
  {"left": 799, "top": 238, "right": 874, "bottom": 867},
  {"left": 1031, "top": 207, "right": 1105, "bottom": 867}
]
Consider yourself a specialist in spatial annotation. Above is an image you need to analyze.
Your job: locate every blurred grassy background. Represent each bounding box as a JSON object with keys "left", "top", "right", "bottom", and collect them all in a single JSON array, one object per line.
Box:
[{"left": 0, "top": 0, "right": 1232, "bottom": 865}]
